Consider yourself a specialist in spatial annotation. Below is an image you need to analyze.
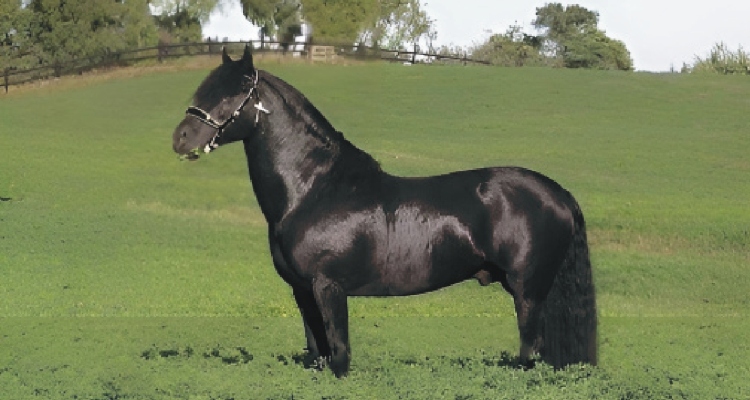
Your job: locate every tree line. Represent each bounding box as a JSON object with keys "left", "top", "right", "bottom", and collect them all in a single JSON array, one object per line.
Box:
[
  {"left": 0, "top": 0, "right": 435, "bottom": 70},
  {"left": 1, "top": 1, "right": 635, "bottom": 71},
  {"left": 6, "top": 1, "right": 740, "bottom": 74}
]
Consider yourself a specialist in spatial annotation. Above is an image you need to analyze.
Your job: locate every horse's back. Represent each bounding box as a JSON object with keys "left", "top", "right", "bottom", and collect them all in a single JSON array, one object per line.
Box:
[
  {"left": 386, "top": 166, "right": 577, "bottom": 238},
  {"left": 386, "top": 166, "right": 579, "bottom": 273}
]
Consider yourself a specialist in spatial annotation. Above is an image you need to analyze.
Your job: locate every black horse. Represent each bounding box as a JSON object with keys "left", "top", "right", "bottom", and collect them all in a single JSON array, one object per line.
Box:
[{"left": 172, "top": 47, "right": 597, "bottom": 377}]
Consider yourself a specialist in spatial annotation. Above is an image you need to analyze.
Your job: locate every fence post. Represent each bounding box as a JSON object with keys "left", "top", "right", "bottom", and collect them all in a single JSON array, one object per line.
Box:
[
  {"left": 3, "top": 68, "right": 8, "bottom": 93},
  {"left": 412, "top": 43, "right": 418, "bottom": 64}
]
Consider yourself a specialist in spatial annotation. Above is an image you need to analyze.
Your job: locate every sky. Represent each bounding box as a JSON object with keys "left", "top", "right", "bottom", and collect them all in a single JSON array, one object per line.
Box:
[{"left": 203, "top": 0, "right": 750, "bottom": 72}]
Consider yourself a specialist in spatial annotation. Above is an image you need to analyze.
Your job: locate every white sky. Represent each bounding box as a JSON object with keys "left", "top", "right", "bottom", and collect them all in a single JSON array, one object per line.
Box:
[{"left": 203, "top": 0, "right": 750, "bottom": 72}]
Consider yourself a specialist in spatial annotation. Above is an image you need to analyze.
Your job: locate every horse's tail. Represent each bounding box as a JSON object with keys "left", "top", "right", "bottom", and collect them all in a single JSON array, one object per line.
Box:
[{"left": 541, "top": 201, "right": 597, "bottom": 368}]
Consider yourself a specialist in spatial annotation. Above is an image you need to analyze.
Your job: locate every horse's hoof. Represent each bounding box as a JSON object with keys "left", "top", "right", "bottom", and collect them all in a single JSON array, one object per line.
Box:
[
  {"left": 301, "top": 350, "right": 320, "bottom": 368},
  {"left": 329, "top": 351, "right": 350, "bottom": 378},
  {"left": 520, "top": 358, "right": 536, "bottom": 370},
  {"left": 332, "top": 366, "right": 349, "bottom": 378}
]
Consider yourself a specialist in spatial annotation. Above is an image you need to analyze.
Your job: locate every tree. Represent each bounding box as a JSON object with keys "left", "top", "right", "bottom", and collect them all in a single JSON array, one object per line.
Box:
[
  {"left": 149, "top": 0, "right": 223, "bottom": 24},
  {"left": 26, "top": 0, "right": 158, "bottom": 64},
  {"left": 151, "top": 0, "right": 223, "bottom": 43},
  {"left": 562, "top": 27, "right": 632, "bottom": 70},
  {"left": 239, "top": 0, "right": 301, "bottom": 41},
  {"left": 533, "top": 3, "right": 598, "bottom": 43},
  {"left": 239, "top": 0, "right": 435, "bottom": 49},
  {"left": 1, "top": 0, "right": 37, "bottom": 69},
  {"left": 470, "top": 24, "right": 545, "bottom": 67},
  {"left": 533, "top": 3, "right": 631, "bottom": 70},
  {"left": 301, "top": 0, "right": 377, "bottom": 45},
  {"left": 361, "top": 0, "right": 435, "bottom": 50}
]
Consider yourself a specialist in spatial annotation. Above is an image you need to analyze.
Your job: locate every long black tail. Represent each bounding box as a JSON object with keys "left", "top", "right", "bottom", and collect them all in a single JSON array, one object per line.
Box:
[{"left": 541, "top": 202, "right": 597, "bottom": 368}]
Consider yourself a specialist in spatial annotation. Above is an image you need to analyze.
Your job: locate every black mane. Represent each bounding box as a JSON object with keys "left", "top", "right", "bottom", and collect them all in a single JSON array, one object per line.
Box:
[
  {"left": 259, "top": 72, "right": 336, "bottom": 138},
  {"left": 257, "top": 70, "right": 383, "bottom": 177}
]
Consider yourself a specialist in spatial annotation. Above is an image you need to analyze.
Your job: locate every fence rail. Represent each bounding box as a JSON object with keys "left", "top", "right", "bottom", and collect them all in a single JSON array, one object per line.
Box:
[{"left": 2, "top": 40, "right": 488, "bottom": 93}]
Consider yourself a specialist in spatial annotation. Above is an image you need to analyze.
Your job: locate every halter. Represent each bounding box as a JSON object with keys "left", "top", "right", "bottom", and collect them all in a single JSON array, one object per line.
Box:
[{"left": 185, "top": 71, "right": 270, "bottom": 153}]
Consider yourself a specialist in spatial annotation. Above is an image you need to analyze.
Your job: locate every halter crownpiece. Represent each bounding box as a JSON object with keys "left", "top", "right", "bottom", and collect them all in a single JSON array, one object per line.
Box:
[{"left": 185, "top": 71, "right": 269, "bottom": 154}]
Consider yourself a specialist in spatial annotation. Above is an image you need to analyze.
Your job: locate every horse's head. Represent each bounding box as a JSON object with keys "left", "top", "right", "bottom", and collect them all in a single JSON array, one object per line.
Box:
[{"left": 172, "top": 46, "right": 265, "bottom": 160}]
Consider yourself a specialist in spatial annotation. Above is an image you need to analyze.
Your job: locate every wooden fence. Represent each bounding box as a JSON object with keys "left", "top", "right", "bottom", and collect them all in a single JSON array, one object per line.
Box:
[{"left": 2, "top": 40, "right": 488, "bottom": 93}]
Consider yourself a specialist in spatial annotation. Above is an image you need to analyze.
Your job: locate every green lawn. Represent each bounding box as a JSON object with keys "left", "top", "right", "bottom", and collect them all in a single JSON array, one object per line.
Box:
[{"left": 1, "top": 60, "right": 748, "bottom": 399}]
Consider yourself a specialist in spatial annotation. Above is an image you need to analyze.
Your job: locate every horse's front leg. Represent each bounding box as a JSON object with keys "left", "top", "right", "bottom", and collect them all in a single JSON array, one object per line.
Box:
[
  {"left": 292, "top": 288, "right": 330, "bottom": 367},
  {"left": 311, "top": 275, "right": 350, "bottom": 377}
]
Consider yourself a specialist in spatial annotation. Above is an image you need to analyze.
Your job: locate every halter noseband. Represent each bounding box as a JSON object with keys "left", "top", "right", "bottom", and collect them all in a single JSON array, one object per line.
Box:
[{"left": 185, "top": 71, "right": 270, "bottom": 153}]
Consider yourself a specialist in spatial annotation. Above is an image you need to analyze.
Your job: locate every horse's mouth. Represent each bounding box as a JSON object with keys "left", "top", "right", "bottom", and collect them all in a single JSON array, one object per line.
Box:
[
  {"left": 178, "top": 143, "right": 218, "bottom": 161},
  {"left": 180, "top": 151, "right": 201, "bottom": 161}
]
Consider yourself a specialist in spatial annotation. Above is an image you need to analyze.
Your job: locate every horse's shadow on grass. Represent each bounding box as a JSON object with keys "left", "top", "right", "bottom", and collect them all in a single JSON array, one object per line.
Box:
[
  {"left": 396, "top": 350, "right": 529, "bottom": 369},
  {"left": 141, "top": 345, "right": 532, "bottom": 372},
  {"left": 284, "top": 350, "right": 530, "bottom": 371}
]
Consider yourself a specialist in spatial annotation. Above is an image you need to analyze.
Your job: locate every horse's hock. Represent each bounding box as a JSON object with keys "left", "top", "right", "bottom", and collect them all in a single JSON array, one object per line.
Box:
[{"left": 309, "top": 46, "right": 337, "bottom": 63}]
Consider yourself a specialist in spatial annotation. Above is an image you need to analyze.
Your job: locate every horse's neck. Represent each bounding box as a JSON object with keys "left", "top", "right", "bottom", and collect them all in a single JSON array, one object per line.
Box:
[{"left": 242, "top": 107, "right": 338, "bottom": 226}]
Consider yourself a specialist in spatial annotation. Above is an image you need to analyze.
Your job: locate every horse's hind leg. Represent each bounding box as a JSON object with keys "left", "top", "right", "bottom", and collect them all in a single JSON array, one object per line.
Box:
[
  {"left": 513, "top": 295, "right": 545, "bottom": 367},
  {"left": 475, "top": 264, "right": 543, "bottom": 365},
  {"left": 507, "top": 267, "right": 555, "bottom": 368},
  {"left": 473, "top": 263, "right": 543, "bottom": 364},
  {"left": 311, "top": 275, "right": 350, "bottom": 377},
  {"left": 292, "top": 288, "right": 330, "bottom": 367}
]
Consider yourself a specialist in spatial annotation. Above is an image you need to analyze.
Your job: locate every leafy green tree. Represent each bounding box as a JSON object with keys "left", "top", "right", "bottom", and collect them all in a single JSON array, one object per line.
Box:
[
  {"left": 533, "top": 3, "right": 598, "bottom": 43},
  {"left": 301, "top": 0, "right": 376, "bottom": 45},
  {"left": 26, "top": 0, "right": 157, "bottom": 64},
  {"left": 361, "top": 0, "right": 434, "bottom": 50},
  {"left": 122, "top": 0, "right": 161, "bottom": 48},
  {"left": 470, "top": 24, "right": 545, "bottom": 67},
  {"left": 150, "top": 0, "right": 222, "bottom": 43},
  {"left": 1, "top": 0, "right": 37, "bottom": 69},
  {"left": 149, "top": 0, "right": 223, "bottom": 23},
  {"left": 533, "top": 3, "right": 632, "bottom": 70},
  {"left": 562, "top": 27, "right": 631, "bottom": 70},
  {"left": 239, "top": 0, "right": 301, "bottom": 41},
  {"left": 238, "top": 0, "right": 434, "bottom": 49}
]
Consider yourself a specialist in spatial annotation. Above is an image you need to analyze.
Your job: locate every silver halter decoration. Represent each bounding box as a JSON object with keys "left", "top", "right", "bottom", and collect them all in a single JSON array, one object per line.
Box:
[{"left": 185, "top": 72, "right": 270, "bottom": 153}]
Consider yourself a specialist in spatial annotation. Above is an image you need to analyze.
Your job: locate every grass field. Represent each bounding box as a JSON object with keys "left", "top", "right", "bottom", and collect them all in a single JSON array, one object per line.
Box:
[{"left": 1, "top": 58, "right": 749, "bottom": 399}]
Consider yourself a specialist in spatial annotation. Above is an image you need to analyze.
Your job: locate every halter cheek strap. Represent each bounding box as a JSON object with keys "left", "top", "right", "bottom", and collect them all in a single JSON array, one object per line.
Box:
[{"left": 185, "top": 72, "right": 270, "bottom": 153}]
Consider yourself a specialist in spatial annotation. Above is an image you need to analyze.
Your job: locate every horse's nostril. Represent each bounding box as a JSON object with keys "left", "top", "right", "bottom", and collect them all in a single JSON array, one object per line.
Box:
[{"left": 181, "top": 131, "right": 188, "bottom": 138}]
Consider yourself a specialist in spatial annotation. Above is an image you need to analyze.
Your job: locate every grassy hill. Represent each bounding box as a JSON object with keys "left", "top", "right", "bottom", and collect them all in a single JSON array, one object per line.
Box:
[{"left": 1, "top": 59, "right": 748, "bottom": 399}]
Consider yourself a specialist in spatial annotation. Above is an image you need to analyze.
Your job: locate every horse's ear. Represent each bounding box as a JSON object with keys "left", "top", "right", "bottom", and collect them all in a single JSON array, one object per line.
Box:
[
  {"left": 241, "top": 44, "right": 254, "bottom": 71},
  {"left": 222, "top": 46, "right": 232, "bottom": 64}
]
